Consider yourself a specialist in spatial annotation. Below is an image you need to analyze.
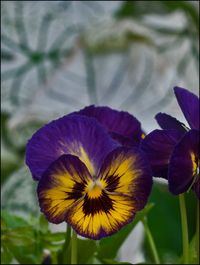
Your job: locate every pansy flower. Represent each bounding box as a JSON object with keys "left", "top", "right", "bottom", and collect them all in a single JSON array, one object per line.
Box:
[
  {"left": 26, "top": 114, "right": 152, "bottom": 239},
  {"left": 74, "top": 105, "right": 145, "bottom": 147},
  {"left": 141, "top": 86, "right": 199, "bottom": 199}
]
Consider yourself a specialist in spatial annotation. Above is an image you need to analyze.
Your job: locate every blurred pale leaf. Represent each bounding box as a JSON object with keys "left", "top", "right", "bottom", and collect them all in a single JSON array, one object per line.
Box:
[
  {"left": 1, "top": 1, "right": 198, "bottom": 139},
  {"left": 1, "top": 167, "right": 39, "bottom": 217},
  {"left": 115, "top": 1, "right": 199, "bottom": 31}
]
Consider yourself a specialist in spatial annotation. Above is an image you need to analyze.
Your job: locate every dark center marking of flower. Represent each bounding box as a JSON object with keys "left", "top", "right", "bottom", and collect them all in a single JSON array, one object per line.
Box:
[
  {"left": 66, "top": 182, "right": 85, "bottom": 200},
  {"left": 83, "top": 190, "right": 113, "bottom": 216},
  {"left": 105, "top": 174, "right": 120, "bottom": 192}
]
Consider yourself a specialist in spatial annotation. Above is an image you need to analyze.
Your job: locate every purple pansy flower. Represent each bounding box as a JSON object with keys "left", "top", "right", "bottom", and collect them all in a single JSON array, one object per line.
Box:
[
  {"left": 26, "top": 114, "right": 152, "bottom": 239},
  {"left": 74, "top": 105, "right": 145, "bottom": 147},
  {"left": 141, "top": 86, "right": 199, "bottom": 199}
]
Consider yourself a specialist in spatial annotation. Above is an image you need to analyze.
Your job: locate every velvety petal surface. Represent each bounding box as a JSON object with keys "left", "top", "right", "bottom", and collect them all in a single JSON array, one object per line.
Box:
[
  {"left": 66, "top": 147, "right": 152, "bottom": 239},
  {"left": 169, "top": 129, "right": 199, "bottom": 196},
  {"left": 141, "top": 129, "right": 183, "bottom": 179},
  {"left": 155, "top": 112, "right": 187, "bottom": 134},
  {"left": 109, "top": 132, "right": 140, "bottom": 147},
  {"left": 76, "top": 105, "right": 143, "bottom": 145},
  {"left": 99, "top": 147, "right": 152, "bottom": 211},
  {"left": 37, "top": 154, "right": 92, "bottom": 223},
  {"left": 26, "top": 114, "right": 118, "bottom": 180},
  {"left": 38, "top": 147, "right": 152, "bottom": 240},
  {"left": 174, "top": 86, "right": 199, "bottom": 130}
]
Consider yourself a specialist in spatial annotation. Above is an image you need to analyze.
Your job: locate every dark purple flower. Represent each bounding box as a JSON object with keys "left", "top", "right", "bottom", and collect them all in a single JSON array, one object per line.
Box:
[
  {"left": 141, "top": 87, "right": 199, "bottom": 199},
  {"left": 141, "top": 129, "right": 183, "bottom": 179},
  {"left": 26, "top": 114, "right": 118, "bottom": 181},
  {"left": 74, "top": 105, "right": 144, "bottom": 147},
  {"left": 168, "top": 129, "right": 199, "bottom": 198},
  {"left": 26, "top": 114, "right": 152, "bottom": 239}
]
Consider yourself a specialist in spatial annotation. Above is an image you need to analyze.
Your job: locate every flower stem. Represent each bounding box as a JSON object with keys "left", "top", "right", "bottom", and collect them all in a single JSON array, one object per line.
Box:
[
  {"left": 60, "top": 224, "right": 71, "bottom": 264},
  {"left": 142, "top": 218, "right": 160, "bottom": 264},
  {"left": 179, "top": 194, "right": 189, "bottom": 264},
  {"left": 71, "top": 229, "right": 77, "bottom": 264},
  {"left": 196, "top": 201, "right": 199, "bottom": 264}
]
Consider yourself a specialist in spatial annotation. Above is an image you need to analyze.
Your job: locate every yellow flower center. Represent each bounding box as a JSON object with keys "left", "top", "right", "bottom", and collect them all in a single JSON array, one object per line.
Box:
[{"left": 87, "top": 179, "right": 105, "bottom": 199}]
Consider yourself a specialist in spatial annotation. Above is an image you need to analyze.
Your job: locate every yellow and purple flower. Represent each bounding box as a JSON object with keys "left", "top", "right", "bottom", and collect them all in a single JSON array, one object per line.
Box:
[
  {"left": 26, "top": 111, "right": 152, "bottom": 240},
  {"left": 141, "top": 87, "right": 199, "bottom": 199}
]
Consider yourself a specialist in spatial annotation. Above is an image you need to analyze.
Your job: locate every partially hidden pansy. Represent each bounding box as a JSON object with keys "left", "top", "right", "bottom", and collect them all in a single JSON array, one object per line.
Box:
[
  {"left": 26, "top": 114, "right": 152, "bottom": 239},
  {"left": 74, "top": 105, "right": 145, "bottom": 147},
  {"left": 141, "top": 86, "right": 199, "bottom": 199}
]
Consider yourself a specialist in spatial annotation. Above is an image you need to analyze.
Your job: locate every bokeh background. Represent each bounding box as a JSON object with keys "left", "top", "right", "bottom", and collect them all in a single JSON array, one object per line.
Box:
[{"left": 1, "top": 1, "right": 199, "bottom": 264}]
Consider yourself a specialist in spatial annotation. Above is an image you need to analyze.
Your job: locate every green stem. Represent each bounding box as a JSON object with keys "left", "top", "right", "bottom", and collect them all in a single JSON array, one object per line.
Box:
[
  {"left": 60, "top": 224, "right": 71, "bottom": 264},
  {"left": 179, "top": 194, "right": 189, "bottom": 264},
  {"left": 71, "top": 229, "right": 77, "bottom": 264},
  {"left": 142, "top": 218, "right": 160, "bottom": 264},
  {"left": 196, "top": 201, "right": 199, "bottom": 264}
]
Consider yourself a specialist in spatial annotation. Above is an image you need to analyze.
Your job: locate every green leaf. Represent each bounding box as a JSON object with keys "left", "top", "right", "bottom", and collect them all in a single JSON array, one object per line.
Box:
[
  {"left": 2, "top": 226, "right": 36, "bottom": 246},
  {"left": 1, "top": 245, "right": 13, "bottom": 264},
  {"left": 57, "top": 237, "right": 97, "bottom": 265},
  {"left": 1, "top": 211, "right": 44, "bottom": 264},
  {"left": 1, "top": 210, "right": 29, "bottom": 230},
  {"left": 44, "top": 232, "right": 66, "bottom": 242},
  {"left": 188, "top": 234, "right": 198, "bottom": 264},
  {"left": 178, "top": 234, "right": 198, "bottom": 264},
  {"left": 97, "top": 203, "right": 154, "bottom": 260},
  {"left": 39, "top": 214, "right": 49, "bottom": 233},
  {"left": 77, "top": 239, "right": 97, "bottom": 264},
  {"left": 143, "top": 182, "right": 197, "bottom": 264},
  {"left": 2, "top": 226, "right": 42, "bottom": 264}
]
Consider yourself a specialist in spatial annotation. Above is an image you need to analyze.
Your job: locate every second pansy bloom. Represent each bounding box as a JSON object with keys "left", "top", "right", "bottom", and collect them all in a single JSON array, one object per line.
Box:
[
  {"left": 74, "top": 105, "right": 145, "bottom": 147},
  {"left": 141, "top": 86, "right": 199, "bottom": 199},
  {"left": 26, "top": 106, "right": 152, "bottom": 240}
]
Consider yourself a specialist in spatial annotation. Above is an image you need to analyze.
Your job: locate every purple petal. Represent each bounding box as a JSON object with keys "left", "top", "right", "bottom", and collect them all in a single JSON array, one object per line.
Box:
[
  {"left": 155, "top": 112, "right": 187, "bottom": 134},
  {"left": 174, "top": 86, "right": 199, "bottom": 130},
  {"left": 109, "top": 132, "right": 140, "bottom": 147},
  {"left": 141, "top": 129, "right": 183, "bottom": 179},
  {"left": 75, "top": 105, "right": 143, "bottom": 145},
  {"left": 37, "top": 154, "right": 92, "bottom": 224},
  {"left": 26, "top": 114, "right": 118, "bottom": 180},
  {"left": 169, "top": 129, "right": 199, "bottom": 196}
]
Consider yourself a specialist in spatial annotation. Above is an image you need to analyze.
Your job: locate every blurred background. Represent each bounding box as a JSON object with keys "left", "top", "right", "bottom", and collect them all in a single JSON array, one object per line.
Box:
[{"left": 1, "top": 1, "right": 199, "bottom": 264}]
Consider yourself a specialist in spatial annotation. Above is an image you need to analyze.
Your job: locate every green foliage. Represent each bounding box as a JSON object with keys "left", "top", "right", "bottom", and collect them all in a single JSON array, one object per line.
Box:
[
  {"left": 143, "top": 182, "right": 197, "bottom": 264},
  {"left": 1, "top": 211, "right": 65, "bottom": 264},
  {"left": 1, "top": 204, "right": 154, "bottom": 264},
  {"left": 1, "top": 211, "right": 41, "bottom": 264},
  {"left": 97, "top": 203, "right": 154, "bottom": 261}
]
